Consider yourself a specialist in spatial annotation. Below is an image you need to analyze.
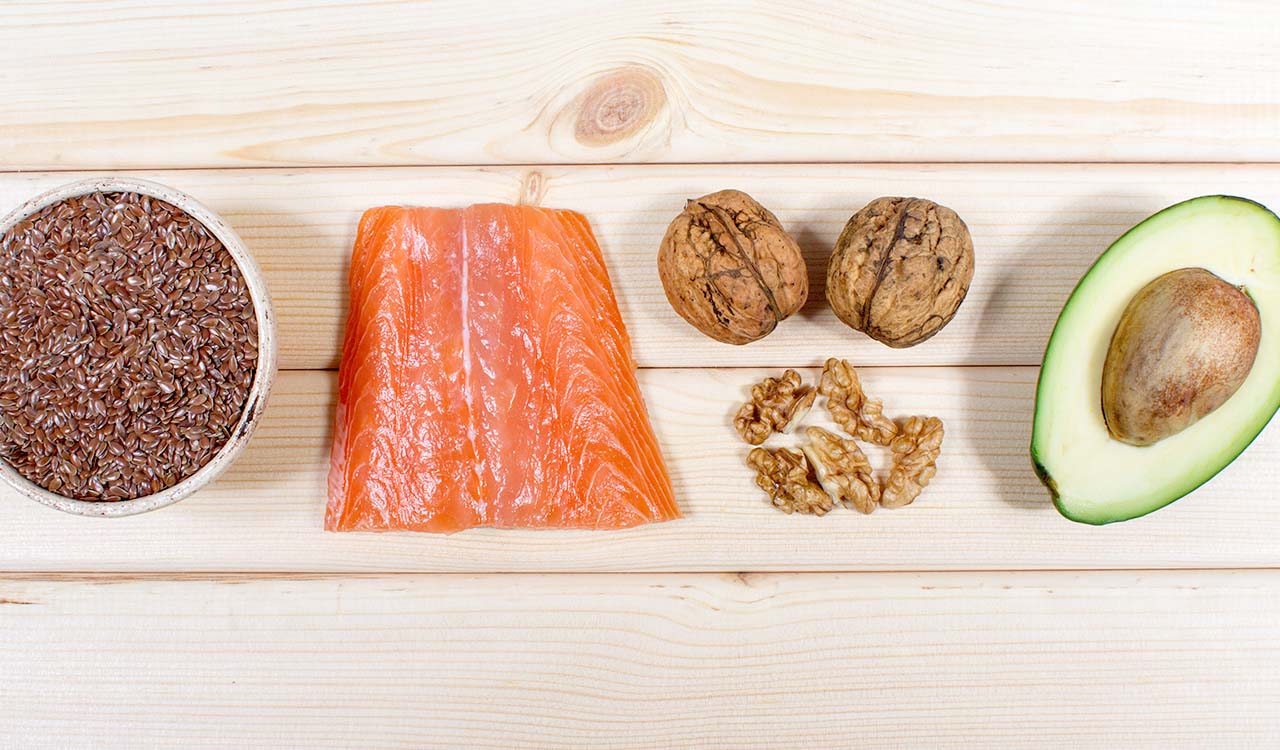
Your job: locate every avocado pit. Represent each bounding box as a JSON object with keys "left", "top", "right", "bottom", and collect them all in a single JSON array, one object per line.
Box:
[{"left": 1101, "top": 267, "right": 1260, "bottom": 446}]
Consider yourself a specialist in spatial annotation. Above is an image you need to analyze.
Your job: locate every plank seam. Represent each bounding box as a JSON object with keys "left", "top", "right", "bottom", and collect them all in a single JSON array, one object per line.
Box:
[
  {"left": 3, "top": 566, "right": 1278, "bottom": 581},
  {"left": 8, "top": 161, "right": 1280, "bottom": 175}
]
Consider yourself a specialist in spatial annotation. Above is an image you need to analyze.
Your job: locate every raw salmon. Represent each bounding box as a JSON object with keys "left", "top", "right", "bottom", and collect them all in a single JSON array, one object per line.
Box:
[{"left": 327, "top": 204, "right": 679, "bottom": 532}]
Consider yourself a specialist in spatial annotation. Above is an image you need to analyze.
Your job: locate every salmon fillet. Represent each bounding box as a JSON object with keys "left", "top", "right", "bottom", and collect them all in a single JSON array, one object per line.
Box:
[{"left": 327, "top": 204, "right": 679, "bottom": 532}]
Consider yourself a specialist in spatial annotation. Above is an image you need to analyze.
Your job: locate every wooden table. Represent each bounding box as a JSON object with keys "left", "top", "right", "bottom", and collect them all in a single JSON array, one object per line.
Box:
[{"left": 3, "top": 2, "right": 1278, "bottom": 747}]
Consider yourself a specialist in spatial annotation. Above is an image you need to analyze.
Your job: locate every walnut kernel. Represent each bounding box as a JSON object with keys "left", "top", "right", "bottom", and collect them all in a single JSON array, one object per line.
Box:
[
  {"left": 801, "top": 426, "right": 880, "bottom": 514},
  {"left": 817, "top": 358, "right": 898, "bottom": 446},
  {"left": 881, "top": 416, "right": 945, "bottom": 509},
  {"left": 746, "top": 446, "right": 833, "bottom": 516},
  {"left": 733, "top": 368, "right": 816, "bottom": 445}
]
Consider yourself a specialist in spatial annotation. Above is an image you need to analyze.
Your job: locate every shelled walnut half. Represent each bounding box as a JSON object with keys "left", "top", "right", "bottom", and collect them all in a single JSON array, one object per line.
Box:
[
  {"left": 817, "top": 358, "right": 898, "bottom": 446},
  {"left": 733, "top": 368, "right": 816, "bottom": 445},
  {"left": 801, "top": 426, "right": 880, "bottom": 514},
  {"left": 746, "top": 446, "right": 833, "bottom": 516},
  {"left": 881, "top": 416, "right": 945, "bottom": 509}
]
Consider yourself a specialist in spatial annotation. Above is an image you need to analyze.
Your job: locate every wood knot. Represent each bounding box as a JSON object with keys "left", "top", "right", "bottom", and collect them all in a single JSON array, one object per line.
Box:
[
  {"left": 573, "top": 68, "right": 666, "bottom": 147},
  {"left": 518, "top": 171, "right": 547, "bottom": 207}
]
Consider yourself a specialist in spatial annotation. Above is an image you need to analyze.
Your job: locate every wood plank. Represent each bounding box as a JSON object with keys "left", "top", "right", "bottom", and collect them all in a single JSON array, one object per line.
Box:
[
  {"left": 3, "top": 368, "right": 1278, "bottom": 573},
  {"left": 6, "top": 163, "right": 1280, "bottom": 370},
  {"left": 2, "top": 1, "right": 1276, "bottom": 168},
  {"left": 3, "top": 570, "right": 1277, "bottom": 748}
]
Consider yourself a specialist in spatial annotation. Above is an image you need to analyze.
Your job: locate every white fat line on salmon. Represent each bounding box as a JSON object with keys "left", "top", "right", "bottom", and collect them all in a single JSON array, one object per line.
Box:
[{"left": 460, "top": 216, "right": 478, "bottom": 453}]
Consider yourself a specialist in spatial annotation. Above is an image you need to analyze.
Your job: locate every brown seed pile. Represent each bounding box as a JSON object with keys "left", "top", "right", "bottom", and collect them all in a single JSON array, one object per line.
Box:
[{"left": 0, "top": 191, "right": 258, "bottom": 501}]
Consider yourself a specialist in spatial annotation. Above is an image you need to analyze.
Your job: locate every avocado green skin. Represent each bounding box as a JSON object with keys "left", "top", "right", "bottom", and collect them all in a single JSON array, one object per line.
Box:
[
  {"left": 1034, "top": 443, "right": 1260, "bottom": 526},
  {"left": 1030, "top": 195, "right": 1280, "bottom": 525}
]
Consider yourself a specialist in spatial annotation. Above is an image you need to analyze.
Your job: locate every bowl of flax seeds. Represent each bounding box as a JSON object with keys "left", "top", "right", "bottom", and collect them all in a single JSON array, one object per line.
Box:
[{"left": 0, "top": 177, "right": 276, "bottom": 516}]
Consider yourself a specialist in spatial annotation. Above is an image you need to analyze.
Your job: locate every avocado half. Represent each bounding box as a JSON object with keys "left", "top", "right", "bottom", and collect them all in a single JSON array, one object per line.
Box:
[{"left": 1032, "top": 195, "right": 1280, "bottom": 524}]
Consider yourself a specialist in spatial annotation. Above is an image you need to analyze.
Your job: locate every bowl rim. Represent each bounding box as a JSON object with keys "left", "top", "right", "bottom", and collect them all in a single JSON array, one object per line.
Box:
[{"left": 0, "top": 176, "right": 277, "bottom": 517}]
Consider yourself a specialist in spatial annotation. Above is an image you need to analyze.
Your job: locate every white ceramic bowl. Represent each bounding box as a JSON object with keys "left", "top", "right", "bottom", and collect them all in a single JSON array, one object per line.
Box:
[{"left": 0, "top": 177, "right": 277, "bottom": 517}]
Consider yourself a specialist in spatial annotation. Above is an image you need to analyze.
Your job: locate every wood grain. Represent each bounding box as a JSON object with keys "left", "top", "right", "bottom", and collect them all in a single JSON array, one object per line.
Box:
[
  {"left": 3, "top": 368, "right": 1277, "bottom": 573},
  {"left": 6, "top": 163, "right": 1280, "bottom": 370},
  {"left": 3, "top": 570, "right": 1276, "bottom": 749},
  {"left": 6, "top": 2, "right": 1279, "bottom": 744},
  {"left": 2, "top": 1, "right": 1276, "bottom": 169}
]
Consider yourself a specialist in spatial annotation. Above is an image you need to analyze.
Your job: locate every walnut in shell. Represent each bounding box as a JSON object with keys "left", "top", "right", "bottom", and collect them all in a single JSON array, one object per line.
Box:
[
  {"left": 827, "top": 197, "right": 974, "bottom": 348},
  {"left": 747, "top": 446, "right": 833, "bottom": 516},
  {"left": 658, "top": 189, "right": 807, "bottom": 345},
  {"left": 881, "top": 416, "right": 945, "bottom": 509},
  {"left": 801, "top": 426, "right": 880, "bottom": 514},
  {"left": 733, "top": 368, "right": 816, "bottom": 445},
  {"left": 817, "top": 357, "right": 898, "bottom": 446}
]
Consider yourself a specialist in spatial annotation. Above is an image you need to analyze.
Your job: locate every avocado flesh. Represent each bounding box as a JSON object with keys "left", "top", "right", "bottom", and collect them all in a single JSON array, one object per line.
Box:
[{"left": 1032, "top": 195, "right": 1280, "bottom": 524}]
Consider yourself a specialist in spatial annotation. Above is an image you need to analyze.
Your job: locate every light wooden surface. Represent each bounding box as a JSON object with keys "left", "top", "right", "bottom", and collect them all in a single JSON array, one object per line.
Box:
[
  {"left": 4, "top": 571, "right": 1278, "bottom": 749},
  {"left": 10, "top": 163, "right": 1280, "bottom": 371},
  {"left": 3, "top": 368, "right": 1278, "bottom": 573},
  {"left": 2, "top": 1, "right": 1277, "bottom": 167},
  {"left": 3, "top": 1, "right": 1278, "bottom": 747}
]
